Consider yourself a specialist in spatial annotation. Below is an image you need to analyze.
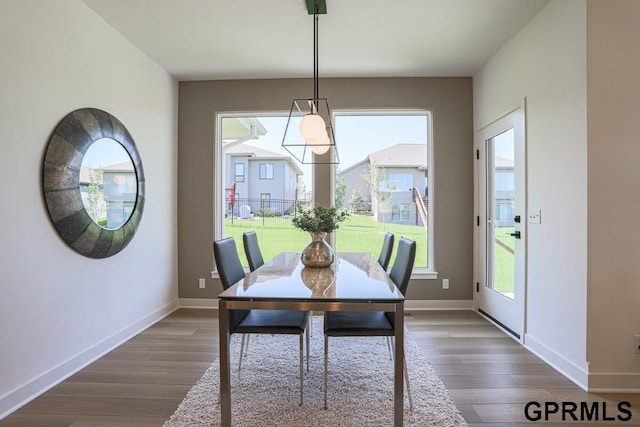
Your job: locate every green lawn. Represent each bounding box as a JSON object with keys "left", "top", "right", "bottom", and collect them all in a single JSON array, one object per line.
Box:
[
  {"left": 225, "top": 214, "right": 428, "bottom": 268},
  {"left": 493, "top": 226, "right": 515, "bottom": 294}
]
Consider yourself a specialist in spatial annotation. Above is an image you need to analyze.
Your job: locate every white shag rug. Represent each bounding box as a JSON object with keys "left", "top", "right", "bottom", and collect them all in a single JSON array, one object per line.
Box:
[{"left": 164, "top": 318, "right": 468, "bottom": 427}]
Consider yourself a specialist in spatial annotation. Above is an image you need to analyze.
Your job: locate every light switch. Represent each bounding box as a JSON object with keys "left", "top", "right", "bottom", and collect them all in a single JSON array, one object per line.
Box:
[{"left": 528, "top": 209, "right": 541, "bottom": 224}]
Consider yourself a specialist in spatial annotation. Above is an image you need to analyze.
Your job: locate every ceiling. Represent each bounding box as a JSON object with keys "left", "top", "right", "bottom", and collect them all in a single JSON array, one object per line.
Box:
[{"left": 82, "top": 0, "right": 549, "bottom": 81}]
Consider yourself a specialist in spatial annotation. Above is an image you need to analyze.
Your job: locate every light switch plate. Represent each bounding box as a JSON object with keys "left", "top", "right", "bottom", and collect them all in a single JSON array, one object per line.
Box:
[{"left": 528, "top": 209, "right": 541, "bottom": 224}]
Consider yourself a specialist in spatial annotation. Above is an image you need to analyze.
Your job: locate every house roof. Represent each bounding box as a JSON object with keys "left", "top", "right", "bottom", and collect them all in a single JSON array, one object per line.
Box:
[
  {"left": 79, "top": 162, "right": 134, "bottom": 183},
  {"left": 495, "top": 156, "right": 514, "bottom": 168},
  {"left": 339, "top": 143, "right": 428, "bottom": 175},
  {"left": 226, "top": 143, "right": 304, "bottom": 175},
  {"left": 369, "top": 143, "right": 428, "bottom": 168}
]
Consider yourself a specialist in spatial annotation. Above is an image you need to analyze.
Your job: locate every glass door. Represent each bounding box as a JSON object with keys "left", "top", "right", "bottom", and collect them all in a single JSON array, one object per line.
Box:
[{"left": 476, "top": 106, "right": 525, "bottom": 340}]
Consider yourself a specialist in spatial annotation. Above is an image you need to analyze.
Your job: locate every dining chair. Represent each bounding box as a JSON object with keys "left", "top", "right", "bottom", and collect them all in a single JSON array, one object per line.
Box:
[
  {"left": 377, "top": 231, "right": 394, "bottom": 271},
  {"left": 214, "top": 237, "right": 310, "bottom": 405},
  {"left": 323, "top": 237, "right": 416, "bottom": 410},
  {"left": 240, "top": 231, "right": 265, "bottom": 355},
  {"left": 242, "top": 231, "right": 264, "bottom": 272}
]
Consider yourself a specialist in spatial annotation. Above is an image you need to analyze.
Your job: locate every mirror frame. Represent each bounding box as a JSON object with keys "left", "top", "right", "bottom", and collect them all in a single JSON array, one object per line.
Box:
[{"left": 43, "top": 108, "right": 145, "bottom": 258}]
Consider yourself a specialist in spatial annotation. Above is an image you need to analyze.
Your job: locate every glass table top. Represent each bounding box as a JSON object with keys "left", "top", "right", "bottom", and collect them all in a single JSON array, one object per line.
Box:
[{"left": 218, "top": 252, "right": 403, "bottom": 302}]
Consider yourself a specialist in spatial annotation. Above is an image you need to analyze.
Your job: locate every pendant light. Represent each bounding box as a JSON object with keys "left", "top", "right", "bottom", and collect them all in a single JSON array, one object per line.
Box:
[{"left": 282, "top": 0, "right": 339, "bottom": 164}]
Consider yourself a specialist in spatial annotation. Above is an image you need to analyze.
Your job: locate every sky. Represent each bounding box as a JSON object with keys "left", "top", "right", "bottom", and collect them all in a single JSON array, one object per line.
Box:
[
  {"left": 82, "top": 138, "right": 133, "bottom": 168},
  {"left": 245, "top": 114, "right": 429, "bottom": 188},
  {"left": 80, "top": 114, "right": 431, "bottom": 188}
]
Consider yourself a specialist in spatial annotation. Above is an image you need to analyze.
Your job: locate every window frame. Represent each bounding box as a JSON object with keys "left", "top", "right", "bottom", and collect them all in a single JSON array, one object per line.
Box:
[
  {"left": 214, "top": 110, "right": 436, "bottom": 279},
  {"left": 332, "top": 109, "right": 436, "bottom": 278},
  {"left": 259, "top": 163, "right": 274, "bottom": 180},
  {"left": 234, "top": 162, "right": 245, "bottom": 183}
]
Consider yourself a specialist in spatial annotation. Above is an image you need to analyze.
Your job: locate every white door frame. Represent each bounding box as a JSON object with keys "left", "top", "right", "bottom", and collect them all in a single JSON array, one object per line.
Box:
[{"left": 474, "top": 102, "right": 526, "bottom": 342}]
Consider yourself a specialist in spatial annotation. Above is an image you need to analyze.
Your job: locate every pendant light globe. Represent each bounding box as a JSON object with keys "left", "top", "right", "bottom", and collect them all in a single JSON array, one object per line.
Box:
[
  {"left": 307, "top": 134, "right": 331, "bottom": 155},
  {"left": 299, "top": 113, "right": 327, "bottom": 140}
]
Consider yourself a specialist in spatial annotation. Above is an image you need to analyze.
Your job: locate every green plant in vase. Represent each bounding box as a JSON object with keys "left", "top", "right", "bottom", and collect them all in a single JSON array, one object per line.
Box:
[{"left": 292, "top": 206, "right": 349, "bottom": 268}]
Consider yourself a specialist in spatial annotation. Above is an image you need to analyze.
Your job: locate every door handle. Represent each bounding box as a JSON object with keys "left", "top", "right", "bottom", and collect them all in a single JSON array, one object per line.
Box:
[{"left": 509, "top": 231, "right": 521, "bottom": 239}]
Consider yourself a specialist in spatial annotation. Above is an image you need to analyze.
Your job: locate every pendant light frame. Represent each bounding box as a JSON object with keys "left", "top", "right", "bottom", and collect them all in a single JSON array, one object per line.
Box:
[{"left": 282, "top": 0, "right": 339, "bottom": 165}]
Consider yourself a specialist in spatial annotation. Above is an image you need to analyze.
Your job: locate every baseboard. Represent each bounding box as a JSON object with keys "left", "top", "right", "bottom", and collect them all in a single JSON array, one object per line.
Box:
[
  {"left": 180, "top": 297, "right": 219, "bottom": 309},
  {"left": 179, "top": 298, "right": 474, "bottom": 311},
  {"left": 587, "top": 372, "right": 640, "bottom": 393},
  {"left": 0, "top": 300, "right": 179, "bottom": 420},
  {"left": 404, "top": 299, "right": 474, "bottom": 311},
  {"left": 524, "top": 333, "right": 589, "bottom": 391}
]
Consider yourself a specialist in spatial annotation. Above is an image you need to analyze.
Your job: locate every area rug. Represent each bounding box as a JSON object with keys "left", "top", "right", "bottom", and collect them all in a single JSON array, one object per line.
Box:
[{"left": 164, "top": 318, "right": 468, "bottom": 427}]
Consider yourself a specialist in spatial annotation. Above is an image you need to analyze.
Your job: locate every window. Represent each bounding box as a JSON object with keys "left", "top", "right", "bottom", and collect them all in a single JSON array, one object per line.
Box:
[
  {"left": 217, "top": 114, "right": 310, "bottom": 268},
  {"left": 381, "top": 174, "right": 413, "bottom": 192},
  {"left": 216, "top": 112, "right": 433, "bottom": 274},
  {"left": 259, "top": 163, "right": 274, "bottom": 180},
  {"left": 334, "top": 112, "right": 432, "bottom": 270},
  {"left": 391, "top": 203, "right": 411, "bottom": 221},
  {"left": 234, "top": 163, "right": 244, "bottom": 182}
]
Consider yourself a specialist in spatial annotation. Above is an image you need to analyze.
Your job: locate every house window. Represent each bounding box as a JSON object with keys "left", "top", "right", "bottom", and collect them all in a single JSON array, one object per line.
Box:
[
  {"left": 391, "top": 203, "right": 411, "bottom": 221},
  {"left": 234, "top": 163, "right": 244, "bottom": 182},
  {"left": 381, "top": 174, "right": 413, "bottom": 192},
  {"left": 259, "top": 163, "right": 274, "bottom": 180}
]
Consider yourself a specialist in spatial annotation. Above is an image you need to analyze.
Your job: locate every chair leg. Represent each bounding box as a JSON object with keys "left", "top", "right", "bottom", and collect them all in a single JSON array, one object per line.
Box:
[
  {"left": 299, "top": 332, "right": 304, "bottom": 406},
  {"left": 386, "top": 336, "right": 393, "bottom": 360},
  {"left": 238, "top": 334, "right": 246, "bottom": 371},
  {"left": 323, "top": 334, "right": 329, "bottom": 410},
  {"left": 403, "top": 354, "right": 414, "bottom": 410},
  {"left": 244, "top": 334, "right": 250, "bottom": 357},
  {"left": 390, "top": 337, "right": 414, "bottom": 409},
  {"left": 305, "top": 320, "right": 310, "bottom": 372}
]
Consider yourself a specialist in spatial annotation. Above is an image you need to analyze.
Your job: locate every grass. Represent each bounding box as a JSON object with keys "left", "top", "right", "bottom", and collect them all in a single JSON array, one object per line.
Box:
[
  {"left": 493, "top": 226, "right": 515, "bottom": 295},
  {"left": 225, "top": 214, "right": 428, "bottom": 268}
]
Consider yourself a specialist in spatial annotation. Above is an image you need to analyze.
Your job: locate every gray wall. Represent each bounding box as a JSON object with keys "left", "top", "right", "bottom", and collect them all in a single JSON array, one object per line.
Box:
[
  {"left": 178, "top": 78, "right": 473, "bottom": 301},
  {"left": 178, "top": 78, "right": 473, "bottom": 300}
]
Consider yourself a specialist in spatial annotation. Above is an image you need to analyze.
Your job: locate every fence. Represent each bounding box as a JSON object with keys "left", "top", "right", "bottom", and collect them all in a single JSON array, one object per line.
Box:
[{"left": 225, "top": 197, "right": 310, "bottom": 228}]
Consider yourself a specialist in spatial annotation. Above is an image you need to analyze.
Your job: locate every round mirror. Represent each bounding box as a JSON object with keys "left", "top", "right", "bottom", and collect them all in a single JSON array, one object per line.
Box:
[
  {"left": 43, "top": 108, "right": 145, "bottom": 258},
  {"left": 80, "top": 138, "right": 137, "bottom": 230}
]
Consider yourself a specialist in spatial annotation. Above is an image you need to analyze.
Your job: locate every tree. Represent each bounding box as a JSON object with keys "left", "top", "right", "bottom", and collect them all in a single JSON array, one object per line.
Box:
[
  {"left": 334, "top": 169, "right": 347, "bottom": 209},
  {"left": 349, "top": 189, "right": 365, "bottom": 213},
  {"left": 85, "top": 167, "right": 106, "bottom": 225},
  {"left": 364, "top": 161, "right": 391, "bottom": 227}
]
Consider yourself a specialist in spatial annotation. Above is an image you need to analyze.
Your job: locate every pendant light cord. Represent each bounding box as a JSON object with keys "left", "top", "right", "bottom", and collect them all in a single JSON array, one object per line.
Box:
[{"left": 313, "top": 2, "right": 319, "bottom": 111}]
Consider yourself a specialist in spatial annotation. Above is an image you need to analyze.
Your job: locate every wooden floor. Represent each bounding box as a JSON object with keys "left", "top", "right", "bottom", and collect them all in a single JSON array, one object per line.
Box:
[{"left": 2, "top": 309, "right": 639, "bottom": 426}]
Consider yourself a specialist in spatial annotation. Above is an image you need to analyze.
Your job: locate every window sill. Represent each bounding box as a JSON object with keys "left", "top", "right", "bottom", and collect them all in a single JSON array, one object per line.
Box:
[{"left": 212, "top": 268, "right": 438, "bottom": 280}]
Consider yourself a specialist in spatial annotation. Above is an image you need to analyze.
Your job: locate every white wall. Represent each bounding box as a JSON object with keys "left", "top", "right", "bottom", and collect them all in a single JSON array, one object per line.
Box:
[
  {"left": 0, "top": 0, "right": 178, "bottom": 417},
  {"left": 474, "top": 0, "right": 589, "bottom": 386},
  {"left": 586, "top": 0, "right": 640, "bottom": 391}
]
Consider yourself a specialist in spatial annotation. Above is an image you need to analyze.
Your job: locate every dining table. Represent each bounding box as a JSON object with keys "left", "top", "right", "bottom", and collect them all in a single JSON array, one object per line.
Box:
[{"left": 217, "top": 251, "right": 406, "bottom": 426}]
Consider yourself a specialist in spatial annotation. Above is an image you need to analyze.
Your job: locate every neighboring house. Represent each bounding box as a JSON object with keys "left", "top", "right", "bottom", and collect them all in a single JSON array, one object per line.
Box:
[
  {"left": 494, "top": 156, "right": 515, "bottom": 227},
  {"left": 224, "top": 143, "right": 304, "bottom": 217},
  {"left": 340, "top": 143, "right": 427, "bottom": 226},
  {"left": 79, "top": 162, "right": 137, "bottom": 229}
]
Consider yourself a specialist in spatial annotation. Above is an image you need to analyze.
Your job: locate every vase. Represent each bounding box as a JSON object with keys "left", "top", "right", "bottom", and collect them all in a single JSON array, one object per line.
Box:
[
  {"left": 300, "top": 231, "right": 334, "bottom": 268},
  {"left": 300, "top": 266, "right": 336, "bottom": 297}
]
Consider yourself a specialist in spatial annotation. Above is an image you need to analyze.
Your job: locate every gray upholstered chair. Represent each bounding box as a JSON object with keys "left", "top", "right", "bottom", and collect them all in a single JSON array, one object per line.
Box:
[
  {"left": 214, "top": 237, "right": 309, "bottom": 405},
  {"left": 242, "top": 231, "right": 264, "bottom": 272},
  {"left": 323, "top": 237, "right": 416, "bottom": 410},
  {"left": 377, "top": 231, "right": 394, "bottom": 271}
]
